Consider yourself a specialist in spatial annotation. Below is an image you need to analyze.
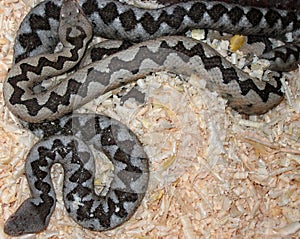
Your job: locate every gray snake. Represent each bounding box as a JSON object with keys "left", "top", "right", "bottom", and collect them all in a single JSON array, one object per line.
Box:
[{"left": 3, "top": 0, "right": 300, "bottom": 236}]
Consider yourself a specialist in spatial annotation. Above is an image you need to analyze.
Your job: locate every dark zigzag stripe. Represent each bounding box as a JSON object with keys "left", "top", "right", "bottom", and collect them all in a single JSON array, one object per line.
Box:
[
  {"left": 81, "top": 0, "right": 295, "bottom": 36},
  {"left": 15, "top": 0, "right": 300, "bottom": 64},
  {"left": 114, "top": 147, "right": 143, "bottom": 174},
  {"left": 158, "top": 40, "right": 283, "bottom": 102},
  {"left": 8, "top": 27, "right": 88, "bottom": 115},
  {"left": 10, "top": 39, "right": 283, "bottom": 118},
  {"left": 238, "top": 78, "right": 282, "bottom": 102},
  {"left": 30, "top": 143, "right": 57, "bottom": 225},
  {"left": 6, "top": 114, "right": 149, "bottom": 233},
  {"left": 18, "top": 27, "right": 87, "bottom": 76},
  {"left": 85, "top": 40, "right": 283, "bottom": 107},
  {"left": 272, "top": 44, "right": 300, "bottom": 63},
  {"left": 16, "top": 1, "right": 61, "bottom": 63},
  {"left": 9, "top": 27, "right": 86, "bottom": 88},
  {"left": 9, "top": 78, "right": 82, "bottom": 117},
  {"left": 90, "top": 41, "right": 133, "bottom": 62},
  {"left": 40, "top": 79, "right": 82, "bottom": 115},
  {"left": 101, "top": 125, "right": 143, "bottom": 174},
  {"left": 67, "top": 176, "right": 92, "bottom": 199},
  {"left": 33, "top": 138, "right": 92, "bottom": 227},
  {"left": 87, "top": 39, "right": 282, "bottom": 105}
]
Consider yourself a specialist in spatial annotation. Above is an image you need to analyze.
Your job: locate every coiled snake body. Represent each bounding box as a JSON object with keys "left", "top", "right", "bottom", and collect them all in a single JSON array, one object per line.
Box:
[{"left": 3, "top": 0, "right": 300, "bottom": 236}]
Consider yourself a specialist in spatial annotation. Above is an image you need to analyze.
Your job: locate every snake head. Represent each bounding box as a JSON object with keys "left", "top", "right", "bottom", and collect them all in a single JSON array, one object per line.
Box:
[
  {"left": 59, "top": 0, "right": 93, "bottom": 47},
  {"left": 4, "top": 199, "right": 51, "bottom": 236}
]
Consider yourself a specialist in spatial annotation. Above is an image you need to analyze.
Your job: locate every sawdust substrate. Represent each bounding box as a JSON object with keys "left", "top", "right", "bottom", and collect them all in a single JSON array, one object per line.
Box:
[{"left": 0, "top": 1, "right": 299, "bottom": 238}]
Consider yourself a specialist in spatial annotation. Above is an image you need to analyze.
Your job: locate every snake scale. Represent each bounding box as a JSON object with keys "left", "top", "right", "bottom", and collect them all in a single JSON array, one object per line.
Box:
[{"left": 3, "top": 0, "right": 300, "bottom": 236}]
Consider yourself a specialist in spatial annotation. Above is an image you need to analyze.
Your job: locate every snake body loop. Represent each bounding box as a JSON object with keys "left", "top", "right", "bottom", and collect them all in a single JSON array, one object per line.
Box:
[
  {"left": 3, "top": 0, "right": 300, "bottom": 236},
  {"left": 13, "top": 0, "right": 300, "bottom": 64},
  {"left": 4, "top": 114, "right": 149, "bottom": 235}
]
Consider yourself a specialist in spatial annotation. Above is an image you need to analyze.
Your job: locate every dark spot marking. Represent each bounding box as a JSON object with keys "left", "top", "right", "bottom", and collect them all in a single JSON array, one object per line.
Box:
[
  {"left": 99, "top": 2, "right": 119, "bottom": 24},
  {"left": 188, "top": 2, "right": 206, "bottom": 22},
  {"left": 227, "top": 6, "right": 244, "bottom": 25},
  {"left": 208, "top": 4, "right": 228, "bottom": 22},
  {"left": 119, "top": 9, "right": 138, "bottom": 31},
  {"left": 265, "top": 9, "right": 281, "bottom": 28},
  {"left": 246, "top": 8, "right": 263, "bottom": 26}
]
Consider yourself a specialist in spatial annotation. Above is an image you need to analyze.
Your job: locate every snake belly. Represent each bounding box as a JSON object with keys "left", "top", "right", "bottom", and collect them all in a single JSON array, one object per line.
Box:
[{"left": 3, "top": 0, "right": 300, "bottom": 236}]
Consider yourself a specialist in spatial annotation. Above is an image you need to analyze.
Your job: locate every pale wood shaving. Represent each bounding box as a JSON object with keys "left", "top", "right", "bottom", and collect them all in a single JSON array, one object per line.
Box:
[{"left": 0, "top": 0, "right": 299, "bottom": 238}]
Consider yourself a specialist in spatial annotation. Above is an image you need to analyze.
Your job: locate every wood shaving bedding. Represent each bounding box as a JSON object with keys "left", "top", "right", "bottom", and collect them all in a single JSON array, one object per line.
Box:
[{"left": 0, "top": 0, "right": 299, "bottom": 238}]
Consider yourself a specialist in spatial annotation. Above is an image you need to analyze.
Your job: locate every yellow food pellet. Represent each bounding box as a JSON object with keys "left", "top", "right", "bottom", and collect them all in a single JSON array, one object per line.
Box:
[{"left": 230, "top": 35, "right": 246, "bottom": 51}]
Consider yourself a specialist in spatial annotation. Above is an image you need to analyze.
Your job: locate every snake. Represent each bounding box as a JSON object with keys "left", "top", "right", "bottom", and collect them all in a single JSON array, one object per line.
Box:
[{"left": 3, "top": 0, "right": 300, "bottom": 236}]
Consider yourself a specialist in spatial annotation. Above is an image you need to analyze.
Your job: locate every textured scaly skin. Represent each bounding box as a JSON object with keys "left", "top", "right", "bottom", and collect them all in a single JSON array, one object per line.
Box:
[{"left": 4, "top": 0, "right": 300, "bottom": 236}]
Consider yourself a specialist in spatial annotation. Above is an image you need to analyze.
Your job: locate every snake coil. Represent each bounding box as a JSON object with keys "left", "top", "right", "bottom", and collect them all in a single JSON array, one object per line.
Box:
[{"left": 3, "top": 0, "right": 300, "bottom": 236}]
